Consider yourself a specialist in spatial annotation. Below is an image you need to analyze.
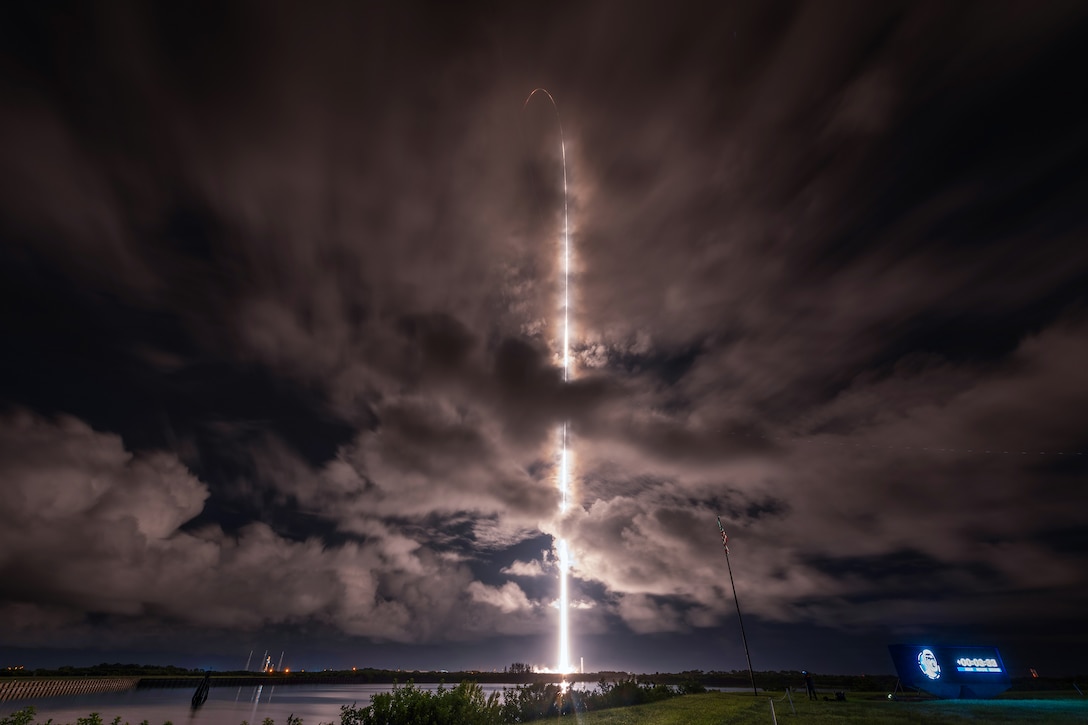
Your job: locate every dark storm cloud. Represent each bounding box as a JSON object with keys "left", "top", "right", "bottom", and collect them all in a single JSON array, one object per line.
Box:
[{"left": 1, "top": 0, "right": 1087, "bottom": 672}]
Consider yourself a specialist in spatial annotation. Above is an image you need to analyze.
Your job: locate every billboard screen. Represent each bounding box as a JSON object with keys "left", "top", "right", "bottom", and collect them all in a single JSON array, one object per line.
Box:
[{"left": 888, "top": 644, "right": 1011, "bottom": 699}]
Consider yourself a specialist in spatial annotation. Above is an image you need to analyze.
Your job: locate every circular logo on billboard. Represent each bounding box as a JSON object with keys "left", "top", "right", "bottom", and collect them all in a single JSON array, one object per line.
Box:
[{"left": 917, "top": 648, "right": 941, "bottom": 680}]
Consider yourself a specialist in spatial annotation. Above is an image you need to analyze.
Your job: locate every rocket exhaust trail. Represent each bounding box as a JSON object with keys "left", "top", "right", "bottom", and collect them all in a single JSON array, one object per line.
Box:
[{"left": 525, "top": 87, "right": 572, "bottom": 674}]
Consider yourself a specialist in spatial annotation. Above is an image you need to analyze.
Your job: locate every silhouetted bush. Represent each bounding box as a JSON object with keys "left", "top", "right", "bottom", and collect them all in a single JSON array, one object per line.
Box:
[
  {"left": 578, "top": 678, "right": 678, "bottom": 710},
  {"left": 496, "top": 682, "right": 563, "bottom": 722},
  {"left": 0, "top": 706, "right": 36, "bottom": 725},
  {"left": 679, "top": 680, "right": 707, "bottom": 694},
  {"left": 339, "top": 681, "right": 502, "bottom": 725}
]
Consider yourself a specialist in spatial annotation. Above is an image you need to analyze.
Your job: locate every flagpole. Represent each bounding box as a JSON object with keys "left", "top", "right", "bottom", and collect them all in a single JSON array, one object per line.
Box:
[{"left": 717, "top": 516, "right": 757, "bottom": 697}]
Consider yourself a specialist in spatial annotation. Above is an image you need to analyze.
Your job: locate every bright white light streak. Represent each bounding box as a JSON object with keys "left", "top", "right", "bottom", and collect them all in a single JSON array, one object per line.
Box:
[{"left": 525, "top": 87, "right": 573, "bottom": 675}]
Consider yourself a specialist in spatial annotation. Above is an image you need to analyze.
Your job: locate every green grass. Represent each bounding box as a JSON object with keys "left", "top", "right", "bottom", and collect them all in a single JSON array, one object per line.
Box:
[{"left": 556, "top": 691, "right": 1088, "bottom": 725}]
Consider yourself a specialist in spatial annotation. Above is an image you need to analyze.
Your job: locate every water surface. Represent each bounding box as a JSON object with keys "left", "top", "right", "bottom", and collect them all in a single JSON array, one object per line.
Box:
[{"left": 4, "top": 683, "right": 526, "bottom": 725}]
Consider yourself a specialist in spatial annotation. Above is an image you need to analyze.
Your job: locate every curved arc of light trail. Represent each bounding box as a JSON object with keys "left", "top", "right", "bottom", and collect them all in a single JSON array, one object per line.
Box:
[
  {"left": 524, "top": 87, "right": 573, "bottom": 675},
  {"left": 524, "top": 88, "right": 571, "bottom": 384}
]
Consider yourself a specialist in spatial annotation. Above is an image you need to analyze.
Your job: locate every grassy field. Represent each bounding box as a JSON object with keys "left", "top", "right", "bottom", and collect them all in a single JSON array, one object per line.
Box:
[{"left": 563, "top": 691, "right": 1088, "bottom": 725}]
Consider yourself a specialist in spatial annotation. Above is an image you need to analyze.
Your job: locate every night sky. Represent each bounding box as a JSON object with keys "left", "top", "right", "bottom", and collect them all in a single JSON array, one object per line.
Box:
[{"left": 2, "top": 1, "right": 1087, "bottom": 676}]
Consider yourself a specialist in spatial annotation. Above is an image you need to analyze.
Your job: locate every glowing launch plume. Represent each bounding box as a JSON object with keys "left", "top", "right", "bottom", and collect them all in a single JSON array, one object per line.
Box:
[{"left": 524, "top": 87, "right": 573, "bottom": 675}]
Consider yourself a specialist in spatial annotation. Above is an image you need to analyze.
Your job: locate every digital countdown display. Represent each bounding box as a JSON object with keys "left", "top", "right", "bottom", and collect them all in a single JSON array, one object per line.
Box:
[{"left": 888, "top": 644, "right": 1011, "bottom": 699}]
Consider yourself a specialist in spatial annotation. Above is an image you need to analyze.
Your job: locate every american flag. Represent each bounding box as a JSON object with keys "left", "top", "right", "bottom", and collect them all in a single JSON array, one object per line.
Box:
[{"left": 716, "top": 516, "right": 729, "bottom": 553}]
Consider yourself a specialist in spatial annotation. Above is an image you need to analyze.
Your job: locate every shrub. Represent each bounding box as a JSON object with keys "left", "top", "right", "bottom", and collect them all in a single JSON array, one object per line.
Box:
[
  {"left": 497, "top": 682, "right": 563, "bottom": 722},
  {"left": 340, "top": 681, "right": 502, "bottom": 725},
  {"left": 579, "top": 678, "right": 679, "bottom": 710},
  {"left": 0, "top": 706, "right": 36, "bottom": 725},
  {"left": 679, "top": 680, "right": 707, "bottom": 694}
]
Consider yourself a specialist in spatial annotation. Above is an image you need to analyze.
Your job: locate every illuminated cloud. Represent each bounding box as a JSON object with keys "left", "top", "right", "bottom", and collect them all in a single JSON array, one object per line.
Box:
[
  {"left": 502, "top": 560, "right": 548, "bottom": 578},
  {"left": 0, "top": 1, "right": 1085, "bottom": 674},
  {"left": 467, "top": 582, "right": 535, "bottom": 614}
]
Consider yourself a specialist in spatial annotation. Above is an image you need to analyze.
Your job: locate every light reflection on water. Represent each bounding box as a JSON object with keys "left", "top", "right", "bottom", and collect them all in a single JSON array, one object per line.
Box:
[{"left": 3, "top": 683, "right": 546, "bottom": 725}]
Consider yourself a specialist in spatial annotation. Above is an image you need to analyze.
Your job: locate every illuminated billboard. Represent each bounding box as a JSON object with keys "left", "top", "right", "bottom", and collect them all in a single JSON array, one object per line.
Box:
[{"left": 888, "top": 644, "right": 1011, "bottom": 699}]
